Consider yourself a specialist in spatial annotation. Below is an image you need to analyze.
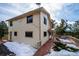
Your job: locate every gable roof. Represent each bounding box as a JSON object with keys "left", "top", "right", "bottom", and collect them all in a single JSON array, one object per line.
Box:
[{"left": 7, "top": 7, "right": 50, "bottom": 21}]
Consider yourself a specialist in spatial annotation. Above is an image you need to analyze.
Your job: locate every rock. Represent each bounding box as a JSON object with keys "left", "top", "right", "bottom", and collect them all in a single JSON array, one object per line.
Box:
[{"left": 0, "top": 43, "right": 16, "bottom": 56}]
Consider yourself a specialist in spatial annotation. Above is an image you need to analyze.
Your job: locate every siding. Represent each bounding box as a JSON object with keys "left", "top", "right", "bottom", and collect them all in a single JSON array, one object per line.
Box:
[
  {"left": 8, "top": 11, "right": 51, "bottom": 48},
  {"left": 8, "top": 14, "right": 40, "bottom": 48},
  {"left": 40, "top": 12, "right": 50, "bottom": 45}
]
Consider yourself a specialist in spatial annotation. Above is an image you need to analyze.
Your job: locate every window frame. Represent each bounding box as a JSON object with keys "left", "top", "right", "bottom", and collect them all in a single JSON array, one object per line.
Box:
[
  {"left": 10, "top": 31, "right": 12, "bottom": 40},
  {"left": 44, "top": 17, "right": 47, "bottom": 25},
  {"left": 25, "top": 31, "right": 33, "bottom": 37},
  {"left": 44, "top": 31, "right": 47, "bottom": 37},
  {"left": 14, "top": 31, "right": 17, "bottom": 36},
  {"left": 10, "top": 21, "right": 13, "bottom": 26},
  {"left": 27, "top": 15, "right": 33, "bottom": 23}
]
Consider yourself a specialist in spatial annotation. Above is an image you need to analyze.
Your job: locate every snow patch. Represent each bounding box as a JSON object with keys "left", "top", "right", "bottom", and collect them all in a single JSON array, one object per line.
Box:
[
  {"left": 46, "top": 50, "right": 79, "bottom": 56},
  {"left": 60, "top": 39, "right": 71, "bottom": 43},
  {"left": 4, "top": 42, "right": 37, "bottom": 56},
  {"left": 67, "top": 44, "right": 79, "bottom": 49}
]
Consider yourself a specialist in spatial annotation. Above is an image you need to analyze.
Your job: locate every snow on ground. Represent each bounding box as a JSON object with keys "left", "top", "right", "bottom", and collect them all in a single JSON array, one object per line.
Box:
[
  {"left": 59, "top": 39, "right": 71, "bottom": 43},
  {"left": 59, "top": 38, "right": 78, "bottom": 49},
  {"left": 46, "top": 49, "right": 79, "bottom": 56},
  {"left": 46, "top": 41, "right": 79, "bottom": 56},
  {"left": 4, "top": 42, "right": 37, "bottom": 56},
  {"left": 67, "top": 44, "right": 79, "bottom": 49},
  {"left": 3, "top": 40, "right": 79, "bottom": 56}
]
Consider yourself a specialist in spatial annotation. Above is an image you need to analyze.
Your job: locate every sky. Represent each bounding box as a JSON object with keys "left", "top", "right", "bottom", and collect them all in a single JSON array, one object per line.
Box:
[{"left": 0, "top": 3, "right": 79, "bottom": 24}]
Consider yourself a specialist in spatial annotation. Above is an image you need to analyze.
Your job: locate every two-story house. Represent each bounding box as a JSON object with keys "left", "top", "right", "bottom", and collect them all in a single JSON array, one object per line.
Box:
[{"left": 7, "top": 7, "right": 52, "bottom": 48}]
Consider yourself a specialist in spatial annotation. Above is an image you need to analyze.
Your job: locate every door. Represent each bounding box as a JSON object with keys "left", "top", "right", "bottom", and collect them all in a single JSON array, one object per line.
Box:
[{"left": 10, "top": 32, "right": 12, "bottom": 41}]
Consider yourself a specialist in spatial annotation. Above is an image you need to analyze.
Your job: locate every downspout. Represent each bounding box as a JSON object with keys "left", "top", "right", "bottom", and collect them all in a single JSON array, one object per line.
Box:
[{"left": 39, "top": 7, "right": 41, "bottom": 47}]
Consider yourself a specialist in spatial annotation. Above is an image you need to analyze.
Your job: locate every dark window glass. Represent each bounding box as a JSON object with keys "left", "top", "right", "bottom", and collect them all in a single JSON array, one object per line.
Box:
[
  {"left": 27, "top": 15, "right": 33, "bottom": 23},
  {"left": 44, "top": 32, "right": 47, "bottom": 37},
  {"left": 44, "top": 17, "right": 47, "bottom": 25},
  {"left": 14, "top": 32, "right": 17, "bottom": 36},
  {"left": 10, "top": 21, "right": 13, "bottom": 26},
  {"left": 25, "top": 32, "right": 33, "bottom": 37}
]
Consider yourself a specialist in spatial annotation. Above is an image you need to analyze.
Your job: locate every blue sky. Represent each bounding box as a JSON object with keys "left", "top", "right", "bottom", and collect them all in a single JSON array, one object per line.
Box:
[
  {"left": 55, "top": 3, "right": 79, "bottom": 22},
  {"left": 0, "top": 3, "right": 79, "bottom": 24}
]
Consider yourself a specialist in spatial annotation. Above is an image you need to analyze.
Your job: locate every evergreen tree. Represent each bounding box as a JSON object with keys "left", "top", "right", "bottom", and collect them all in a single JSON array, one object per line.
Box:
[
  {"left": 0, "top": 21, "right": 8, "bottom": 40},
  {"left": 55, "top": 19, "right": 68, "bottom": 35}
]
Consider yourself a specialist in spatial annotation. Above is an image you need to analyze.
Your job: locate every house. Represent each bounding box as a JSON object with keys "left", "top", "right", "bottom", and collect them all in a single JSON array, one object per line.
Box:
[{"left": 7, "top": 7, "right": 52, "bottom": 48}]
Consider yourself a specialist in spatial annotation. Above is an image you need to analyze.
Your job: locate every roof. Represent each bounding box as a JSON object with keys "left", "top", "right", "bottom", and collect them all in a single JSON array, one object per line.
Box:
[{"left": 7, "top": 7, "right": 50, "bottom": 21}]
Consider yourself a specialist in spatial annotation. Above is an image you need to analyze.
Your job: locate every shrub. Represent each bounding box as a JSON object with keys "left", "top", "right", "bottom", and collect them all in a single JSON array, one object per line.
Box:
[{"left": 53, "top": 41, "right": 79, "bottom": 52}]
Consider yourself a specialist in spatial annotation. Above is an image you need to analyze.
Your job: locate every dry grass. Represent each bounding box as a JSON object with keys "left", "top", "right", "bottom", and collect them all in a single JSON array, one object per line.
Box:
[{"left": 69, "top": 36, "right": 79, "bottom": 47}]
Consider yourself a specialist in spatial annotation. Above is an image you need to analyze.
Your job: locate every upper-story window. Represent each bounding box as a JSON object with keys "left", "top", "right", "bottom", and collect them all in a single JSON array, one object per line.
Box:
[
  {"left": 10, "top": 21, "right": 13, "bottom": 26},
  {"left": 27, "top": 15, "right": 33, "bottom": 23},
  {"left": 44, "top": 17, "right": 47, "bottom": 25}
]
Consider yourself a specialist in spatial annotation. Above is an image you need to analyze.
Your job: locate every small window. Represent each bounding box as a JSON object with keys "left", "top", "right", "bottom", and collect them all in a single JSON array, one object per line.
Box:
[
  {"left": 27, "top": 15, "right": 33, "bottom": 23},
  {"left": 10, "top": 21, "right": 13, "bottom": 26},
  {"left": 25, "top": 32, "right": 33, "bottom": 37},
  {"left": 44, "top": 17, "right": 47, "bottom": 25},
  {"left": 44, "top": 32, "right": 47, "bottom": 37},
  {"left": 14, "top": 32, "right": 17, "bottom": 36}
]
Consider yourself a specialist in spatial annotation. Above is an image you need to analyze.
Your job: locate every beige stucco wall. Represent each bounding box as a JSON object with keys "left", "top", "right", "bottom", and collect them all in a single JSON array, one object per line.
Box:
[
  {"left": 8, "top": 11, "right": 51, "bottom": 48},
  {"left": 8, "top": 14, "right": 40, "bottom": 48},
  {"left": 40, "top": 12, "right": 50, "bottom": 45}
]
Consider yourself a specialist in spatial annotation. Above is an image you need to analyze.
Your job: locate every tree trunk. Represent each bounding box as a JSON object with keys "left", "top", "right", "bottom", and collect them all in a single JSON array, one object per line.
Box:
[{"left": 0, "top": 37, "right": 2, "bottom": 41}]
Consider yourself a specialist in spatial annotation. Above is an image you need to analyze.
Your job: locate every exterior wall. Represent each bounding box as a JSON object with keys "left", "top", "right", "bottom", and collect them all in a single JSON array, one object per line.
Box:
[
  {"left": 8, "top": 11, "right": 51, "bottom": 48},
  {"left": 8, "top": 14, "right": 40, "bottom": 48},
  {"left": 40, "top": 12, "right": 50, "bottom": 45}
]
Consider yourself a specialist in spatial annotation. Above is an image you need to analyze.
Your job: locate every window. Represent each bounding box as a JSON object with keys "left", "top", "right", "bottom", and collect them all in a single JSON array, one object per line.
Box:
[
  {"left": 44, "top": 32, "right": 47, "bottom": 37},
  {"left": 25, "top": 32, "right": 33, "bottom": 37},
  {"left": 10, "top": 21, "right": 13, "bottom": 26},
  {"left": 44, "top": 17, "right": 47, "bottom": 25},
  {"left": 27, "top": 15, "right": 33, "bottom": 23},
  {"left": 14, "top": 32, "right": 17, "bottom": 36}
]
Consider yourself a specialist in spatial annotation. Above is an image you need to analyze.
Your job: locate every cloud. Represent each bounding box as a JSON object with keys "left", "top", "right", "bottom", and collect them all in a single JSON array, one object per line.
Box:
[
  {"left": 41, "top": 3, "right": 65, "bottom": 22},
  {"left": 0, "top": 14, "right": 11, "bottom": 21},
  {"left": 54, "top": 3, "right": 79, "bottom": 22},
  {"left": 0, "top": 3, "right": 67, "bottom": 22},
  {"left": 0, "top": 3, "right": 34, "bottom": 21},
  {"left": 0, "top": 3, "right": 79, "bottom": 24}
]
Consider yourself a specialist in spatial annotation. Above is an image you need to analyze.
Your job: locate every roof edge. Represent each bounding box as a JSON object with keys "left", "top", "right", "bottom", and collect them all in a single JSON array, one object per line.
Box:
[{"left": 6, "top": 7, "right": 50, "bottom": 21}]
